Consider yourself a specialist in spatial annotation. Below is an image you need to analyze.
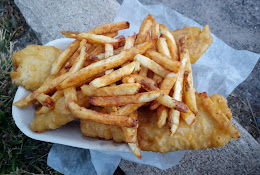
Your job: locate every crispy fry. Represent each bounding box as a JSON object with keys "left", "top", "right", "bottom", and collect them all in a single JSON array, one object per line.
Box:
[
  {"left": 157, "top": 105, "right": 169, "bottom": 128},
  {"left": 211, "top": 94, "right": 232, "bottom": 119},
  {"left": 36, "top": 91, "right": 64, "bottom": 115},
  {"left": 145, "top": 50, "right": 181, "bottom": 73},
  {"left": 90, "top": 91, "right": 160, "bottom": 106},
  {"left": 168, "top": 37, "right": 189, "bottom": 135},
  {"left": 122, "top": 111, "right": 138, "bottom": 143},
  {"left": 81, "top": 83, "right": 141, "bottom": 96},
  {"left": 150, "top": 72, "right": 177, "bottom": 110},
  {"left": 89, "top": 21, "right": 130, "bottom": 35},
  {"left": 64, "top": 87, "right": 138, "bottom": 128},
  {"left": 139, "top": 80, "right": 188, "bottom": 113},
  {"left": 89, "top": 61, "right": 140, "bottom": 88},
  {"left": 112, "top": 103, "right": 144, "bottom": 115},
  {"left": 128, "top": 143, "right": 141, "bottom": 159},
  {"left": 58, "top": 41, "right": 154, "bottom": 90},
  {"left": 157, "top": 37, "right": 172, "bottom": 58},
  {"left": 183, "top": 53, "right": 198, "bottom": 115},
  {"left": 160, "top": 24, "right": 179, "bottom": 61},
  {"left": 180, "top": 109, "right": 196, "bottom": 125},
  {"left": 70, "top": 39, "right": 88, "bottom": 73},
  {"left": 105, "top": 43, "right": 114, "bottom": 58},
  {"left": 51, "top": 40, "right": 80, "bottom": 75},
  {"left": 151, "top": 21, "right": 159, "bottom": 41},
  {"left": 134, "top": 54, "right": 170, "bottom": 77},
  {"left": 199, "top": 92, "right": 240, "bottom": 138},
  {"left": 135, "top": 14, "right": 155, "bottom": 45},
  {"left": 36, "top": 93, "right": 55, "bottom": 108},
  {"left": 139, "top": 66, "right": 149, "bottom": 77},
  {"left": 124, "top": 33, "right": 136, "bottom": 50},
  {"left": 74, "top": 33, "right": 123, "bottom": 44}
]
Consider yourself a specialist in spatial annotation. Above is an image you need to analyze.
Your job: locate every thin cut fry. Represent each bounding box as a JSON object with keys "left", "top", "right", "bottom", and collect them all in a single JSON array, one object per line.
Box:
[
  {"left": 160, "top": 24, "right": 179, "bottom": 61},
  {"left": 64, "top": 87, "right": 138, "bottom": 128},
  {"left": 145, "top": 50, "right": 181, "bottom": 73},
  {"left": 151, "top": 21, "right": 159, "bottom": 40},
  {"left": 180, "top": 109, "right": 196, "bottom": 125},
  {"left": 112, "top": 103, "right": 144, "bottom": 115},
  {"left": 168, "top": 37, "right": 189, "bottom": 136},
  {"left": 51, "top": 40, "right": 80, "bottom": 75},
  {"left": 105, "top": 43, "right": 114, "bottom": 58},
  {"left": 157, "top": 37, "right": 172, "bottom": 59},
  {"left": 135, "top": 14, "right": 155, "bottom": 45},
  {"left": 157, "top": 105, "right": 169, "bottom": 128},
  {"left": 81, "top": 83, "right": 141, "bottom": 96},
  {"left": 89, "top": 61, "right": 140, "bottom": 88},
  {"left": 126, "top": 74, "right": 157, "bottom": 86},
  {"left": 139, "top": 66, "right": 149, "bottom": 77},
  {"left": 36, "top": 93, "right": 55, "bottom": 108},
  {"left": 74, "top": 33, "right": 123, "bottom": 44},
  {"left": 70, "top": 39, "right": 88, "bottom": 73},
  {"left": 124, "top": 33, "right": 136, "bottom": 50},
  {"left": 36, "top": 91, "right": 64, "bottom": 115},
  {"left": 183, "top": 52, "right": 198, "bottom": 115},
  {"left": 89, "top": 21, "right": 130, "bottom": 35},
  {"left": 90, "top": 91, "right": 160, "bottom": 106},
  {"left": 152, "top": 74, "right": 163, "bottom": 84},
  {"left": 57, "top": 41, "right": 154, "bottom": 90},
  {"left": 134, "top": 54, "right": 170, "bottom": 77}
]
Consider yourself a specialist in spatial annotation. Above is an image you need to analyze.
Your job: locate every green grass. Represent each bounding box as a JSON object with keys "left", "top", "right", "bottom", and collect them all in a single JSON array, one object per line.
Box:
[{"left": 0, "top": 0, "right": 59, "bottom": 174}]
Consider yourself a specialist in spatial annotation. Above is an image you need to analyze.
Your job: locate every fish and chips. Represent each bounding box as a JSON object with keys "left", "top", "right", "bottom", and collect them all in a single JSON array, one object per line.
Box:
[{"left": 12, "top": 14, "right": 239, "bottom": 159}]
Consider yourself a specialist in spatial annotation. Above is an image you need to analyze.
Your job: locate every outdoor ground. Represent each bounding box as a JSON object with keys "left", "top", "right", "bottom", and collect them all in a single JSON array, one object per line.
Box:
[{"left": 0, "top": 0, "right": 259, "bottom": 174}]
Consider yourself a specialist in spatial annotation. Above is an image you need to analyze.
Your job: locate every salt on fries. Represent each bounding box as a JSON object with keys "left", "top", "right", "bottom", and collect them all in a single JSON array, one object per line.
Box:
[{"left": 13, "top": 14, "right": 225, "bottom": 158}]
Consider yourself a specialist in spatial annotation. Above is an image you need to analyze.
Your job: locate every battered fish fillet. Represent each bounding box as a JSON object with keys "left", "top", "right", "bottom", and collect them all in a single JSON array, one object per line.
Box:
[
  {"left": 171, "top": 25, "right": 213, "bottom": 64},
  {"left": 80, "top": 93, "right": 240, "bottom": 153},
  {"left": 11, "top": 45, "right": 62, "bottom": 91},
  {"left": 31, "top": 91, "right": 89, "bottom": 132}
]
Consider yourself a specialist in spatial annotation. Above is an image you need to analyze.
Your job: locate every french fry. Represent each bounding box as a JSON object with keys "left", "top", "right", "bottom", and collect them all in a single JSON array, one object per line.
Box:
[
  {"left": 81, "top": 83, "right": 141, "bottom": 96},
  {"left": 69, "top": 39, "right": 88, "bottom": 73},
  {"left": 89, "top": 61, "right": 140, "bottom": 88},
  {"left": 124, "top": 33, "right": 136, "bottom": 49},
  {"left": 89, "top": 91, "right": 160, "bottom": 106},
  {"left": 74, "top": 33, "right": 123, "bottom": 44},
  {"left": 128, "top": 143, "right": 141, "bottom": 159},
  {"left": 51, "top": 40, "right": 80, "bottom": 75},
  {"left": 134, "top": 54, "right": 170, "bottom": 77},
  {"left": 151, "top": 21, "right": 159, "bottom": 41},
  {"left": 90, "top": 45, "right": 105, "bottom": 57},
  {"left": 57, "top": 41, "right": 154, "bottom": 90},
  {"left": 105, "top": 43, "right": 114, "bottom": 58},
  {"left": 139, "top": 80, "right": 188, "bottom": 112},
  {"left": 102, "top": 31, "right": 119, "bottom": 38},
  {"left": 157, "top": 105, "right": 169, "bottom": 128},
  {"left": 157, "top": 37, "right": 172, "bottom": 58},
  {"left": 145, "top": 49, "right": 180, "bottom": 73},
  {"left": 150, "top": 72, "right": 177, "bottom": 110},
  {"left": 36, "top": 91, "right": 64, "bottom": 115},
  {"left": 89, "top": 21, "right": 130, "bottom": 35},
  {"left": 64, "top": 87, "right": 138, "bottom": 128},
  {"left": 168, "top": 37, "right": 189, "bottom": 136},
  {"left": 160, "top": 24, "right": 179, "bottom": 61},
  {"left": 36, "top": 93, "right": 55, "bottom": 108},
  {"left": 199, "top": 92, "right": 240, "bottom": 138},
  {"left": 135, "top": 14, "right": 155, "bottom": 45},
  {"left": 121, "top": 110, "right": 138, "bottom": 143},
  {"left": 211, "top": 94, "right": 232, "bottom": 119},
  {"left": 180, "top": 109, "right": 196, "bottom": 125},
  {"left": 183, "top": 52, "right": 198, "bottom": 115}
]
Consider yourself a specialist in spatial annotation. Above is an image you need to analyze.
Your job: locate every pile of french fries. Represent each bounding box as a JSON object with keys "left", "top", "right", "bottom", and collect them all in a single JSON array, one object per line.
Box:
[{"left": 14, "top": 14, "right": 200, "bottom": 158}]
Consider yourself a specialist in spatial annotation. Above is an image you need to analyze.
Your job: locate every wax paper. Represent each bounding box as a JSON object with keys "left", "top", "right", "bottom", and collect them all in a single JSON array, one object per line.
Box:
[{"left": 13, "top": 0, "right": 259, "bottom": 174}]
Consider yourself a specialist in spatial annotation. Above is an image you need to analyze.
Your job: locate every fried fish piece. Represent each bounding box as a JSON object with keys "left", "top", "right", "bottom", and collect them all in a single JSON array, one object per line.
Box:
[
  {"left": 171, "top": 25, "right": 213, "bottom": 64},
  {"left": 31, "top": 91, "right": 89, "bottom": 132},
  {"left": 11, "top": 45, "right": 62, "bottom": 91},
  {"left": 80, "top": 92, "right": 239, "bottom": 153}
]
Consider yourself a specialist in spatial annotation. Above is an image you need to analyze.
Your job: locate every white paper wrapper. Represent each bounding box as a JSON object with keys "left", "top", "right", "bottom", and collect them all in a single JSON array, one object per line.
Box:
[{"left": 12, "top": 0, "right": 259, "bottom": 174}]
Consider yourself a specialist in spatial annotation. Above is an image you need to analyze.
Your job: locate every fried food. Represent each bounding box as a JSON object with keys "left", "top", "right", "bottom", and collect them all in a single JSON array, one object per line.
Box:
[
  {"left": 11, "top": 45, "right": 62, "bottom": 91},
  {"left": 80, "top": 92, "right": 240, "bottom": 153},
  {"left": 171, "top": 25, "right": 213, "bottom": 64}
]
